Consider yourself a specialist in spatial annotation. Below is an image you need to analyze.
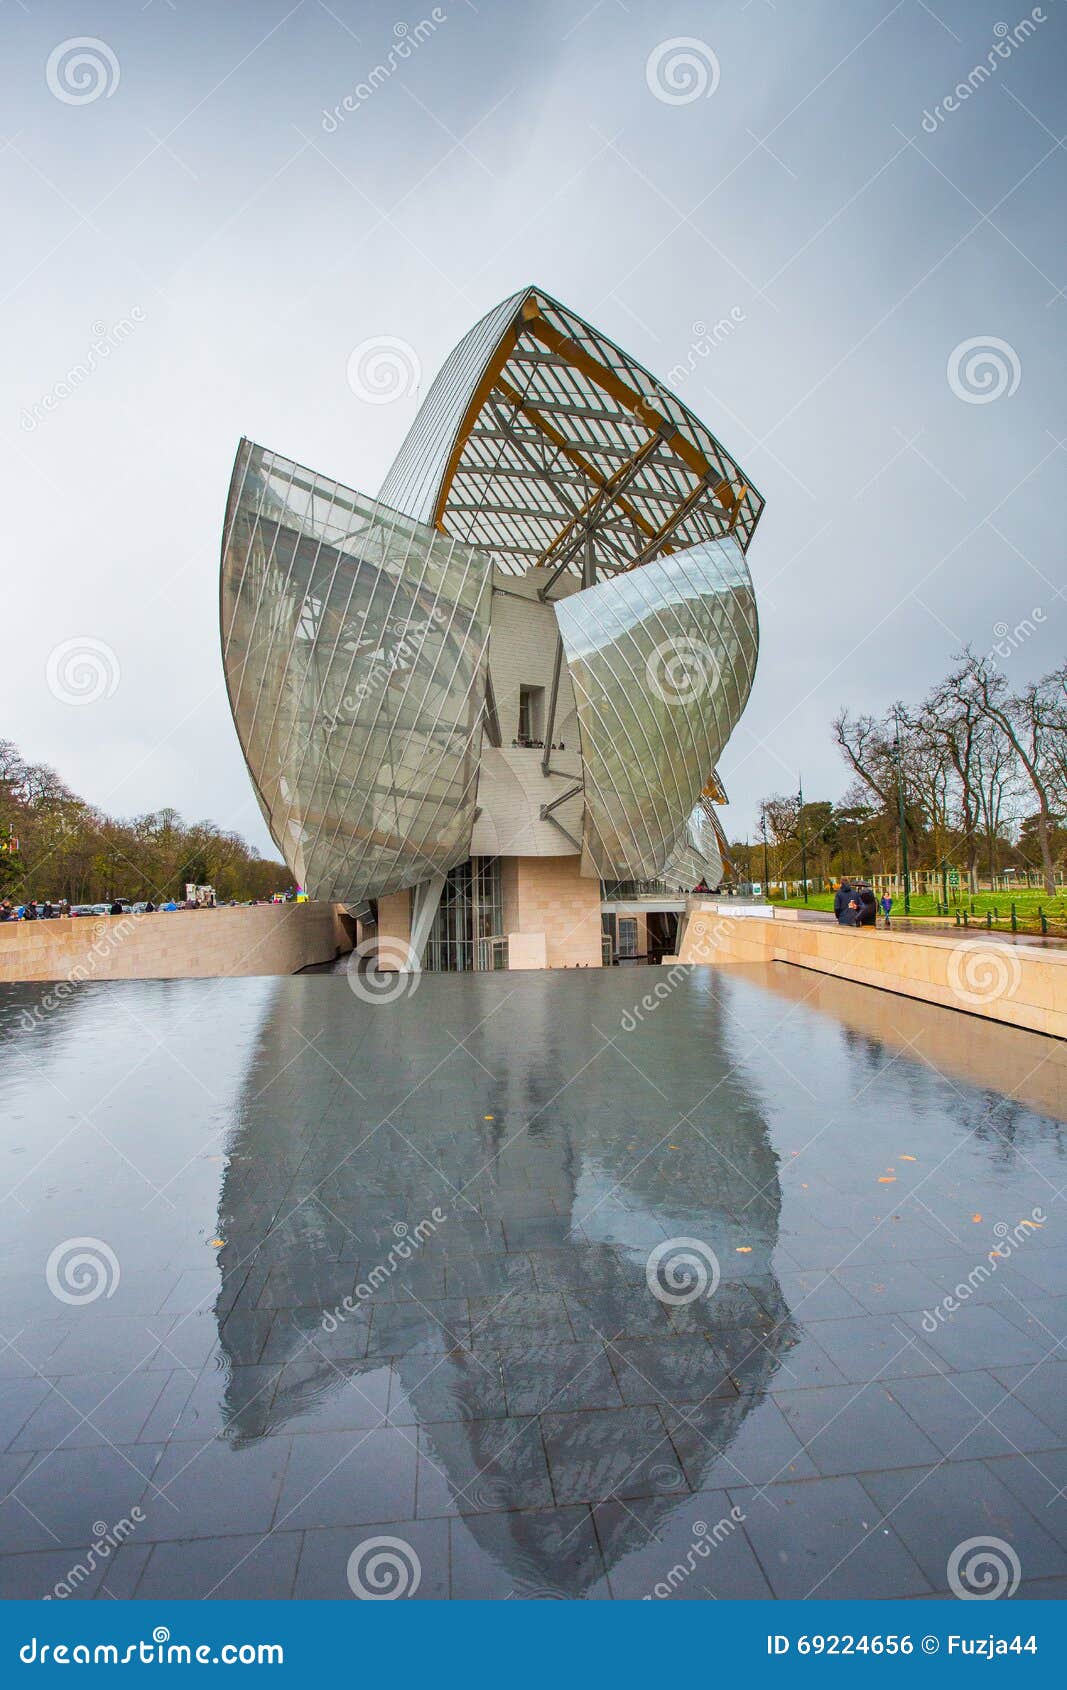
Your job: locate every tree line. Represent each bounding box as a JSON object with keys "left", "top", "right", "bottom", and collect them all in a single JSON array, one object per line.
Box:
[
  {"left": 0, "top": 740, "right": 295, "bottom": 905},
  {"left": 731, "top": 651, "right": 1067, "bottom": 895}
]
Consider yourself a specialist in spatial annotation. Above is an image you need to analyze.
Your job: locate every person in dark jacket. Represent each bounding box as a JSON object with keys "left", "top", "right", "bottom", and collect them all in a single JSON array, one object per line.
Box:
[
  {"left": 857, "top": 885, "right": 877, "bottom": 926},
  {"left": 833, "top": 880, "right": 855, "bottom": 923}
]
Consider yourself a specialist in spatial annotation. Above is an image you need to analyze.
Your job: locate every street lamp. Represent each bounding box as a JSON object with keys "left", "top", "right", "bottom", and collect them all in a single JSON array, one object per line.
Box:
[
  {"left": 760, "top": 803, "right": 770, "bottom": 896},
  {"left": 798, "top": 775, "right": 809, "bottom": 904},
  {"left": 892, "top": 711, "right": 911, "bottom": 915}
]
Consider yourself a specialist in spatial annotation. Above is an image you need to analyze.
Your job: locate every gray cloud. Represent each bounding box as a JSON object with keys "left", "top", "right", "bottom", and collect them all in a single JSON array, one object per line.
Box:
[{"left": 4, "top": 0, "right": 1063, "bottom": 848}]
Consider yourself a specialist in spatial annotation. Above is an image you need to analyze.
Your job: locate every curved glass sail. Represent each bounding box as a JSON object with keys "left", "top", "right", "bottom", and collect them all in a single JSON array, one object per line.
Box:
[
  {"left": 221, "top": 440, "right": 493, "bottom": 903},
  {"left": 554, "top": 536, "right": 757, "bottom": 881},
  {"left": 663, "top": 800, "right": 726, "bottom": 889}
]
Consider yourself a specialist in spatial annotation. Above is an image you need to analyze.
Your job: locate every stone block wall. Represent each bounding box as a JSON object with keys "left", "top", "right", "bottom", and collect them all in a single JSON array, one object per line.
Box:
[
  {"left": 0, "top": 903, "right": 354, "bottom": 983},
  {"left": 678, "top": 907, "right": 1066, "bottom": 1039}
]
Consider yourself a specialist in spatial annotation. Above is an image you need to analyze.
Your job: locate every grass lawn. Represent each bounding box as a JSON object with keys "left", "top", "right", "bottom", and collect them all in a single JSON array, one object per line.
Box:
[{"left": 773, "top": 887, "right": 1067, "bottom": 932}]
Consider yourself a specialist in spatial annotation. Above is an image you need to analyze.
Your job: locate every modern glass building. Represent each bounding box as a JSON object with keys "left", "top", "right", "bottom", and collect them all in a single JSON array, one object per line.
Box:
[{"left": 220, "top": 286, "right": 763, "bottom": 970}]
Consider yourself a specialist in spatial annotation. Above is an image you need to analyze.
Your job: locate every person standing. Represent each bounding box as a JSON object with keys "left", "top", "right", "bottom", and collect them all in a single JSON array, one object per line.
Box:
[
  {"left": 833, "top": 879, "right": 855, "bottom": 924},
  {"left": 880, "top": 892, "right": 893, "bottom": 928}
]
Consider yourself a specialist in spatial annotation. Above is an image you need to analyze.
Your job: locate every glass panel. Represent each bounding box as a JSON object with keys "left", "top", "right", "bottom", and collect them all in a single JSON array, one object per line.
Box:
[
  {"left": 422, "top": 856, "right": 503, "bottom": 972},
  {"left": 554, "top": 535, "right": 757, "bottom": 881},
  {"left": 221, "top": 440, "right": 493, "bottom": 904}
]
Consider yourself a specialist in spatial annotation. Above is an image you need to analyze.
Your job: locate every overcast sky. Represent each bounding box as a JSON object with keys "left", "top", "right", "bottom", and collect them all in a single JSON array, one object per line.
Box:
[{"left": 4, "top": 0, "right": 1064, "bottom": 857}]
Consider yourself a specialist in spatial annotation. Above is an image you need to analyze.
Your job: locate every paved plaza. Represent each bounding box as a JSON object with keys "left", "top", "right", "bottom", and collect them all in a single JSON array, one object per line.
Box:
[{"left": 1, "top": 965, "right": 1066, "bottom": 1600}]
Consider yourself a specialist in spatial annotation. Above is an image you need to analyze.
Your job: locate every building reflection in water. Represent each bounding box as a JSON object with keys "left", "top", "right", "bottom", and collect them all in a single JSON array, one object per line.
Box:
[{"left": 211, "top": 970, "right": 797, "bottom": 1595}]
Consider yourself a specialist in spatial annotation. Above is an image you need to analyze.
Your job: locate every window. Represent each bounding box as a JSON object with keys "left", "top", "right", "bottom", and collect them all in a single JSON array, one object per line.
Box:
[
  {"left": 617, "top": 916, "right": 638, "bottom": 958},
  {"left": 518, "top": 685, "right": 544, "bottom": 745}
]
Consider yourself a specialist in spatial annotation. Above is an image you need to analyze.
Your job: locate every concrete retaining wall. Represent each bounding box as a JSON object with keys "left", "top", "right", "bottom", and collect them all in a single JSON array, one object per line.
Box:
[
  {"left": 0, "top": 903, "right": 355, "bottom": 982},
  {"left": 678, "top": 907, "right": 1066, "bottom": 1040}
]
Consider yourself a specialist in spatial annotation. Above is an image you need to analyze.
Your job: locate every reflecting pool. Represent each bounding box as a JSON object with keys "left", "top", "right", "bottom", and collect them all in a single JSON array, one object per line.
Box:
[{"left": 1, "top": 964, "right": 1065, "bottom": 1599}]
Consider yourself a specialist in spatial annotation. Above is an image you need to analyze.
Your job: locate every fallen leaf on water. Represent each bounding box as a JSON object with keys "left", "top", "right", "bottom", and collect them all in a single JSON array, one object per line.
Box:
[
  {"left": 736, "top": 1246, "right": 753, "bottom": 1253},
  {"left": 900, "top": 1155, "right": 917, "bottom": 1162},
  {"left": 877, "top": 1176, "right": 896, "bottom": 1184},
  {"left": 484, "top": 1115, "right": 494, "bottom": 1121},
  {"left": 972, "top": 1213, "right": 982, "bottom": 1223},
  {"left": 210, "top": 1238, "right": 225, "bottom": 1248}
]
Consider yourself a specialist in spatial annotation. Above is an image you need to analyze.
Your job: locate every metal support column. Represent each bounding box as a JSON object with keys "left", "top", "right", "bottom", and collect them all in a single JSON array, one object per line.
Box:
[{"left": 541, "top": 634, "right": 564, "bottom": 777}]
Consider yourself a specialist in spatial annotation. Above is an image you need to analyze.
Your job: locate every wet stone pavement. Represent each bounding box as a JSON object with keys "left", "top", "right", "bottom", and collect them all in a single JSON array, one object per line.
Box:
[{"left": 1, "top": 964, "right": 1066, "bottom": 1600}]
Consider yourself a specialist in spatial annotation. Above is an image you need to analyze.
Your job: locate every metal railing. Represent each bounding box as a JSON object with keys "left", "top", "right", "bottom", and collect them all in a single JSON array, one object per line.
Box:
[{"left": 602, "top": 879, "right": 687, "bottom": 899}]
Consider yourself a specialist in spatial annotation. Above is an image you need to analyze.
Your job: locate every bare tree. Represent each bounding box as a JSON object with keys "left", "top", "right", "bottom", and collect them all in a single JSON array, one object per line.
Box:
[
  {"left": 922, "top": 677, "right": 984, "bottom": 890},
  {"left": 951, "top": 653, "right": 1060, "bottom": 895},
  {"left": 973, "top": 716, "right": 1021, "bottom": 884}
]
